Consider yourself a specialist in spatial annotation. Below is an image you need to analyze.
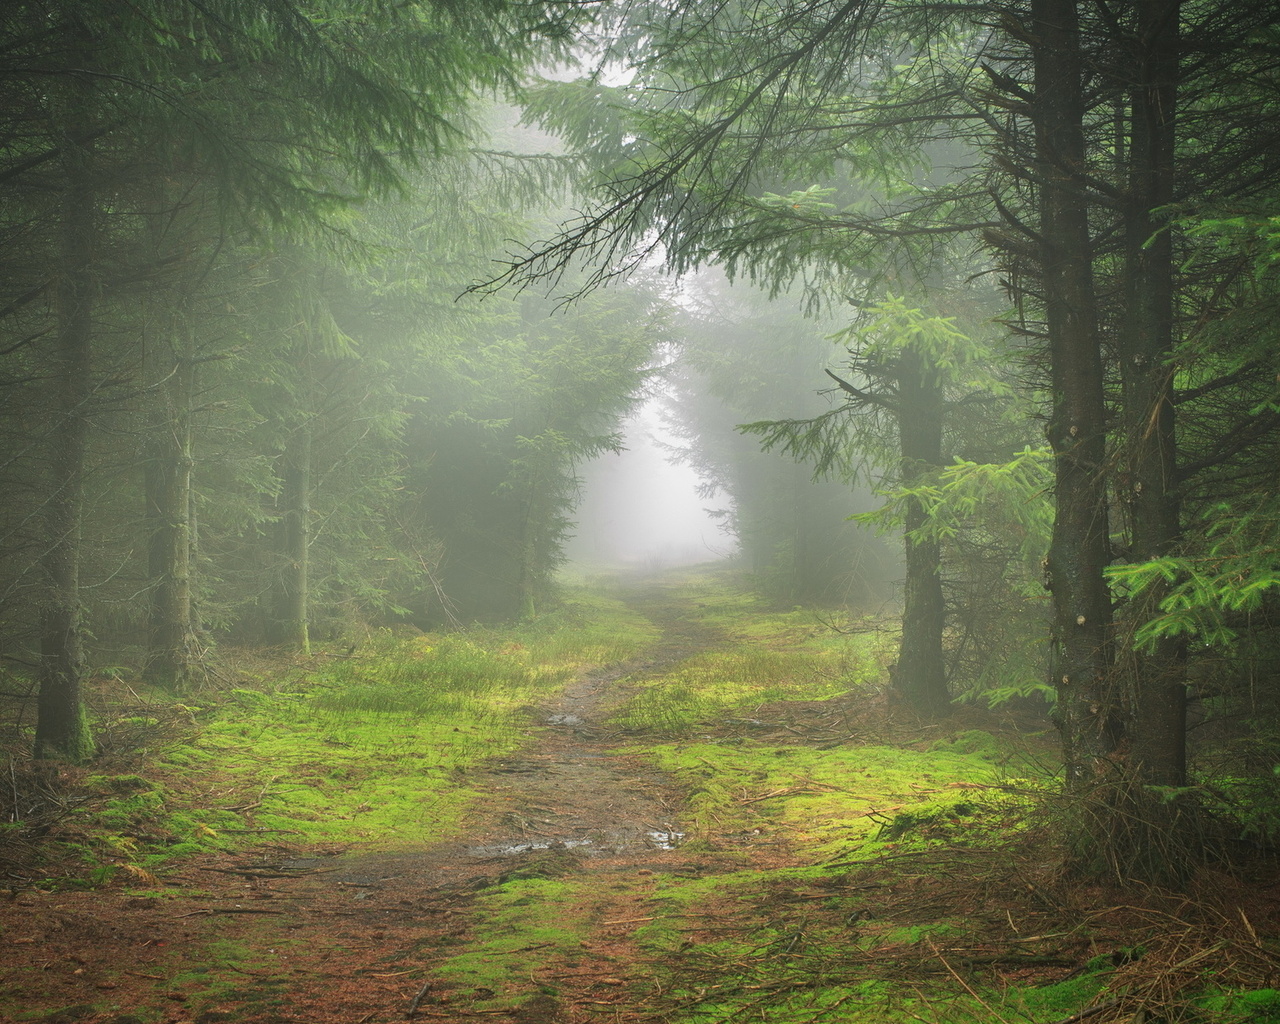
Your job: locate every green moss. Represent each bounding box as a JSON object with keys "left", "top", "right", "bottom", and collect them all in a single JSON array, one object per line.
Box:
[
  {"left": 631, "top": 739, "right": 1033, "bottom": 857},
  {"left": 85, "top": 773, "right": 152, "bottom": 793},
  {"left": 929, "top": 729, "right": 1007, "bottom": 761},
  {"left": 1001, "top": 967, "right": 1109, "bottom": 1020},
  {"left": 610, "top": 647, "right": 858, "bottom": 734},
  {"left": 433, "top": 877, "right": 592, "bottom": 1006},
  {"left": 163, "top": 936, "right": 294, "bottom": 1013},
  {"left": 1199, "top": 989, "right": 1280, "bottom": 1021},
  {"left": 501, "top": 582, "right": 662, "bottom": 666},
  {"left": 47, "top": 581, "right": 676, "bottom": 880}
]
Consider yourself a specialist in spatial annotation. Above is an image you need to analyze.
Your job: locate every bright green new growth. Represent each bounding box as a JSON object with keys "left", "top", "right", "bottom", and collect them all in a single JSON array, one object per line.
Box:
[
  {"left": 1106, "top": 502, "right": 1280, "bottom": 650},
  {"left": 633, "top": 738, "right": 1035, "bottom": 858}
]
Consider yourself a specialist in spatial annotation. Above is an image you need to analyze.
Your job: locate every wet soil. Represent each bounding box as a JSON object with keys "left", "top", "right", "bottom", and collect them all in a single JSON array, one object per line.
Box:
[
  {"left": 8, "top": 578, "right": 1280, "bottom": 1024},
  {"left": 0, "top": 579, "right": 793, "bottom": 1024}
]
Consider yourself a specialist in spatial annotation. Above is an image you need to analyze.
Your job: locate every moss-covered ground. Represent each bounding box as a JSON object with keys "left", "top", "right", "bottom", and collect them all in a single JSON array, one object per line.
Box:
[{"left": 1, "top": 564, "right": 1277, "bottom": 1024}]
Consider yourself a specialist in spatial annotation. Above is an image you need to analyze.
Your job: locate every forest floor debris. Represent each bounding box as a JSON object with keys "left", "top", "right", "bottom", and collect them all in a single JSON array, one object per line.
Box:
[{"left": 2, "top": 567, "right": 1278, "bottom": 1024}]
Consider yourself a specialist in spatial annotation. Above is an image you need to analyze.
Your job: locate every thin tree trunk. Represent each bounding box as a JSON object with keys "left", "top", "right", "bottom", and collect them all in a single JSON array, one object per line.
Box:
[
  {"left": 273, "top": 420, "right": 312, "bottom": 653},
  {"left": 144, "top": 319, "right": 196, "bottom": 690},
  {"left": 791, "top": 459, "right": 809, "bottom": 602},
  {"left": 35, "top": 113, "right": 96, "bottom": 761},
  {"left": 893, "top": 347, "right": 949, "bottom": 716},
  {"left": 1032, "top": 0, "right": 1121, "bottom": 783}
]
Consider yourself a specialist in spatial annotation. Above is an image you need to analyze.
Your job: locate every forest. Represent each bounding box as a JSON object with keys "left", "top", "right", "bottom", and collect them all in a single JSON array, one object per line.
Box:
[{"left": 1, "top": 2, "right": 1279, "bottom": 1023}]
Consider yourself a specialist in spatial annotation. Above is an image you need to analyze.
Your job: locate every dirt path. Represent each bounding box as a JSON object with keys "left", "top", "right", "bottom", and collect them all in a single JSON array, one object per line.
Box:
[{"left": 1, "top": 579, "right": 750, "bottom": 1024}]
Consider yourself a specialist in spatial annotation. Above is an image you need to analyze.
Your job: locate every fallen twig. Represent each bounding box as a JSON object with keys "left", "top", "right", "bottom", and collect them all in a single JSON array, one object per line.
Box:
[
  {"left": 176, "top": 907, "right": 286, "bottom": 917},
  {"left": 407, "top": 981, "right": 432, "bottom": 1017},
  {"left": 223, "top": 774, "right": 282, "bottom": 813},
  {"left": 932, "top": 945, "right": 1012, "bottom": 1024},
  {"left": 738, "top": 787, "right": 817, "bottom": 805},
  {"left": 695, "top": 757, "right": 751, "bottom": 772}
]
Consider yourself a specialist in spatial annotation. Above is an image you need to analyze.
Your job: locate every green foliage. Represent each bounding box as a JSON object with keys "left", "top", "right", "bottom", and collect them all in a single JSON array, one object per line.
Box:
[
  {"left": 855, "top": 446, "right": 1052, "bottom": 571},
  {"left": 1106, "top": 500, "right": 1280, "bottom": 650},
  {"left": 409, "top": 278, "right": 666, "bottom": 623},
  {"left": 663, "top": 279, "right": 899, "bottom": 606},
  {"left": 853, "top": 444, "right": 1054, "bottom": 708},
  {"left": 828, "top": 296, "right": 1008, "bottom": 387}
]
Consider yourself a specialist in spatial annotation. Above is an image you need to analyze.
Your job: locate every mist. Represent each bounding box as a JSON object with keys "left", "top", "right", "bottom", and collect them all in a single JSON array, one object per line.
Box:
[{"left": 567, "top": 400, "right": 737, "bottom": 570}]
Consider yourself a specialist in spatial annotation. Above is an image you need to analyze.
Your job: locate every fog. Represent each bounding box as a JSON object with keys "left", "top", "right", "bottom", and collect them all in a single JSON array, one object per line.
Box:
[{"left": 567, "top": 400, "right": 738, "bottom": 569}]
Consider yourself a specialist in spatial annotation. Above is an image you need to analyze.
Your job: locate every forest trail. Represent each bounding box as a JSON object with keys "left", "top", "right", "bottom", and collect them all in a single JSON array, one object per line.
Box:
[
  {"left": 11, "top": 573, "right": 1258, "bottom": 1024},
  {"left": 253, "top": 576, "right": 735, "bottom": 1023},
  {"left": 3, "top": 573, "right": 813, "bottom": 1024}
]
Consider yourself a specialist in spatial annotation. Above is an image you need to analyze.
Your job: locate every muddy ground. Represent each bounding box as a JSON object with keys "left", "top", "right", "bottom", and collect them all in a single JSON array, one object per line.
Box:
[{"left": 1, "top": 583, "right": 852, "bottom": 1024}]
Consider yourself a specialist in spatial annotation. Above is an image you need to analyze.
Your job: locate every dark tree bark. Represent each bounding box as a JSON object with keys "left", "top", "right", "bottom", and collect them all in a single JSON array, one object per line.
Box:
[
  {"left": 1119, "top": 0, "right": 1186, "bottom": 791},
  {"left": 893, "top": 347, "right": 949, "bottom": 716},
  {"left": 1031, "top": 0, "right": 1121, "bottom": 783},
  {"left": 35, "top": 108, "right": 96, "bottom": 762}
]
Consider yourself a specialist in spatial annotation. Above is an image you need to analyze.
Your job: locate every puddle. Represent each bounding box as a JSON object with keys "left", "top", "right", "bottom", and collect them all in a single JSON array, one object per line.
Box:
[
  {"left": 466, "top": 827, "right": 684, "bottom": 857},
  {"left": 466, "top": 838, "right": 594, "bottom": 858},
  {"left": 546, "top": 713, "right": 584, "bottom": 726},
  {"left": 647, "top": 828, "right": 684, "bottom": 850}
]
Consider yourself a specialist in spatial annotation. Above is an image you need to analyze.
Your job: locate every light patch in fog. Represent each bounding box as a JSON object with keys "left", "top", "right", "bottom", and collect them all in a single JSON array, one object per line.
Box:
[{"left": 568, "top": 402, "right": 736, "bottom": 568}]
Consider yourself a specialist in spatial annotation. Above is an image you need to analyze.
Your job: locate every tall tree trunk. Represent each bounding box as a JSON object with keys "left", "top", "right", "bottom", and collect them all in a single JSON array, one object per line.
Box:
[
  {"left": 272, "top": 420, "right": 312, "bottom": 653},
  {"left": 1114, "top": 0, "right": 1191, "bottom": 881},
  {"left": 1032, "top": 0, "right": 1121, "bottom": 783},
  {"left": 1121, "top": 0, "right": 1185, "bottom": 791},
  {"left": 893, "top": 347, "right": 949, "bottom": 716},
  {"left": 144, "top": 319, "right": 196, "bottom": 690},
  {"left": 516, "top": 447, "right": 553, "bottom": 621},
  {"left": 35, "top": 112, "right": 96, "bottom": 761}
]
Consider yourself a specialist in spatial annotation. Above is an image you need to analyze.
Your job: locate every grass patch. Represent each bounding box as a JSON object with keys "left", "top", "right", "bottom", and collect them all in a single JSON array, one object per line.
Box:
[
  {"left": 61, "top": 586, "right": 654, "bottom": 876},
  {"left": 610, "top": 647, "right": 858, "bottom": 734},
  {"left": 606, "top": 574, "right": 893, "bottom": 736},
  {"left": 151, "top": 634, "right": 570, "bottom": 855},
  {"left": 509, "top": 577, "right": 663, "bottom": 667}
]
